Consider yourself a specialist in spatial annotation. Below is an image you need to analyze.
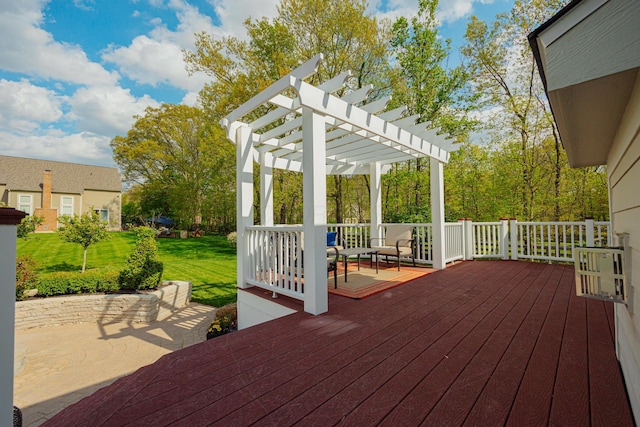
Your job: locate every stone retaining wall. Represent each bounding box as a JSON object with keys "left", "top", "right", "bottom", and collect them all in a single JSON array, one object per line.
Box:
[{"left": 15, "top": 281, "right": 192, "bottom": 330}]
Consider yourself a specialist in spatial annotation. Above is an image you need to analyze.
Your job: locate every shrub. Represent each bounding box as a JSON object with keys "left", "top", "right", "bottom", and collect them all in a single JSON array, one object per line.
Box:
[
  {"left": 16, "top": 255, "right": 39, "bottom": 300},
  {"left": 207, "top": 303, "right": 238, "bottom": 339},
  {"left": 226, "top": 231, "right": 237, "bottom": 247},
  {"left": 36, "top": 271, "right": 119, "bottom": 297},
  {"left": 118, "top": 226, "right": 164, "bottom": 291}
]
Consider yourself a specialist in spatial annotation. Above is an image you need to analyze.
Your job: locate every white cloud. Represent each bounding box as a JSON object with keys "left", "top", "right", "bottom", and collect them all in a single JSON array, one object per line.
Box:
[
  {"left": 0, "top": 0, "right": 119, "bottom": 86},
  {"left": 67, "top": 85, "right": 160, "bottom": 136},
  {"left": 0, "top": 130, "right": 116, "bottom": 167},
  {"left": 181, "top": 91, "right": 200, "bottom": 106},
  {"left": 438, "top": 0, "right": 495, "bottom": 23},
  {"left": 209, "top": 0, "right": 279, "bottom": 39},
  {"left": 369, "top": 0, "right": 496, "bottom": 25},
  {"left": 0, "top": 79, "right": 63, "bottom": 132},
  {"left": 102, "top": 0, "right": 217, "bottom": 91}
]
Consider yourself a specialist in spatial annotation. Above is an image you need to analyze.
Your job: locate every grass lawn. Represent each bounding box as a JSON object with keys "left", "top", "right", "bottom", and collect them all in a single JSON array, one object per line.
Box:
[{"left": 17, "top": 232, "right": 237, "bottom": 307}]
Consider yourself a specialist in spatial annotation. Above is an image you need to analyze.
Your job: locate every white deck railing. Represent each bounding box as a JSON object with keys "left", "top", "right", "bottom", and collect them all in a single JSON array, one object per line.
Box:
[
  {"left": 444, "top": 222, "right": 464, "bottom": 263},
  {"left": 246, "top": 225, "right": 304, "bottom": 301},
  {"left": 511, "top": 220, "right": 611, "bottom": 262},
  {"left": 243, "top": 219, "right": 611, "bottom": 303}
]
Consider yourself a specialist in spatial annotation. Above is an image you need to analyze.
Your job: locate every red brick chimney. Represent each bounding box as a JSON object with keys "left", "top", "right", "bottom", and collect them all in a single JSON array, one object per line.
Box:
[
  {"left": 35, "top": 170, "right": 57, "bottom": 232},
  {"left": 42, "top": 170, "right": 52, "bottom": 209}
]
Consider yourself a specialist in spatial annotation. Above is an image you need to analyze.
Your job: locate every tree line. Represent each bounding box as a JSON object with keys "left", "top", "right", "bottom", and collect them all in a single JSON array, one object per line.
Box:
[{"left": 111, "top": 0, "right": 608, "bottom": 233}]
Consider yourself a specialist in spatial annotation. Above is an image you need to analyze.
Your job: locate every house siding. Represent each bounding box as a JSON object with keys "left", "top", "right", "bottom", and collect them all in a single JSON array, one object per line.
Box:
[
  {"left": 83, "top": 190, "right": 121, "bottom": 230},
  {"left": 545, "top": 1, "right": 640, "bottom": 92},
  {"left": 608, "top": 71, "right": 640, "bottom": 422}
]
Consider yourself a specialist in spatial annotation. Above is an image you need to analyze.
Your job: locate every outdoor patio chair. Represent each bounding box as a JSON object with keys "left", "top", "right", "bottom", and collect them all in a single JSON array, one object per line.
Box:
[
  {"left": 369, "top": 224, "right": 415, "bottom": 271},
  {"left": 296, "top": 233, "right": 340, "bottom": 288}
]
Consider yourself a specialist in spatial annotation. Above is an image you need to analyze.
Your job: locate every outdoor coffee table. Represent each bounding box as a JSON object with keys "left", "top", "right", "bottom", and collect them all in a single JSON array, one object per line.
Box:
[{"left": 337, "top": 247, "right": 379, "bottom": 286}]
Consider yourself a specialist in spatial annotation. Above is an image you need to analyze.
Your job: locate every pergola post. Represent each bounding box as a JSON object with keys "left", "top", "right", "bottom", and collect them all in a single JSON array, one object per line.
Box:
[
  {"left": 0, "top": 208, "right": 26, "bottom": 427},
  {"left": 370, "top": 162, "right": 382, "bottom": 240},
  {"left": 430, "top": 157, "right": 446, "bottom": 269},
  {"left": 302, "top": 108, "right": 328, "bottom": 315},
  {"left": 260, "top": 153, "right": 274, "bottom": 226},
  {"left": 236, "top": 125, "right": 254, "bottom": 289}
]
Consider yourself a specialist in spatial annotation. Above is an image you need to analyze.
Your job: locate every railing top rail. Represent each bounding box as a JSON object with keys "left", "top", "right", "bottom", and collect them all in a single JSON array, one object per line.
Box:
[
  {"left": 381, "top": 223, "right": 432, "bottom": 226},
  {"left": 329, "top": 223, "right": 371, "bottom": 227},
  {"left": 471, "top": 221, "right": 503, "bottom": 226},
  {"left": 515, "top": 221, "right": 589, "bottom": 226},
  {"left": 246, "top": 225, "right": 303, "bottom": 232}
]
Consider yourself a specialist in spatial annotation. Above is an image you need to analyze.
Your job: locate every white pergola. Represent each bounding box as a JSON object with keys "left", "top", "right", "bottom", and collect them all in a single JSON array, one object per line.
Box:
[{"left": 220, "top": 54, "right": 458, "bottom": 315}]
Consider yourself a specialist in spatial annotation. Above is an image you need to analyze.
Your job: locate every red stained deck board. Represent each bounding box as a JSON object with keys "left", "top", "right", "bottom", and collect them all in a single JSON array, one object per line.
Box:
[
  {"left": 335, "top": 261, "right": 533, "bottom": 426},
  {"left": 263, "top": 263, "right": 522, "bottom": 426},
  {"left": 44, "top": 261, "right": 635, "bottom": 427},
  {"left": 212, "top": 263, "right": 503, "bottom": 426},
  {"left": 505, "top": 265, "right": 573, "bottom": 426},
  {"left": 462, "top": 264, "right": 567, "bottom": 426},
  {"left": 385, "top": 262, "right": 558, "bottom": 426},
  {"left": 425, "top": 263, "right": 564, "bottom": 426},
  {"left": 549, "top": 277, "right": 590, "bottom": 426},
  {"left": 587, "top": 299, "right": 634, "bottom": 426}
]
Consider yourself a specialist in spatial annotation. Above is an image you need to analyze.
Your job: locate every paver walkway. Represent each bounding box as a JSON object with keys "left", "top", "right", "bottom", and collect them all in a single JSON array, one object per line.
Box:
[{"left": 14, "top": 302, "right": 216, "bottom": 426}]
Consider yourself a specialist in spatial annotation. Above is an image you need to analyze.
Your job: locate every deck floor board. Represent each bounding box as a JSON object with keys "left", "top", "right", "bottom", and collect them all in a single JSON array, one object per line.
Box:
[{"left": 44, "top": 261, "right": 635, "bottom": 427}]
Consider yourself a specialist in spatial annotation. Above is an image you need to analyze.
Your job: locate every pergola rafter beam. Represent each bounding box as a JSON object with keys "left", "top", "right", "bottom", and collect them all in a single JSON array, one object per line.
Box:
[{"left": 292, "top": 78, "right": 449, "bottom": 163}]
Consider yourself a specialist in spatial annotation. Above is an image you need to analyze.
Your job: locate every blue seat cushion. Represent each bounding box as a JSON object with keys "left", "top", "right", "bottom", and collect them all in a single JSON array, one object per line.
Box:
[{"left": 327, "top": 231, "right": 337, "bottom": 247}]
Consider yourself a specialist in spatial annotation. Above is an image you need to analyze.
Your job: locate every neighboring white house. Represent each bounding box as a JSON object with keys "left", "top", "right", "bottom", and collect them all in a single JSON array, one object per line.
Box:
[{"left": 529, "top": 0, "right": 640, "bottom": 420}]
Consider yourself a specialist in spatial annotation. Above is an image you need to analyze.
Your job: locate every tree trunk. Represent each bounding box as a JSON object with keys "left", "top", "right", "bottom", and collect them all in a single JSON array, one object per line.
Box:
[
  {"left": 333, "top": 175, "right": 343, "bottom": 223},
  {"left": 82, "top": 247, "right": 88, "bottom": 273}
]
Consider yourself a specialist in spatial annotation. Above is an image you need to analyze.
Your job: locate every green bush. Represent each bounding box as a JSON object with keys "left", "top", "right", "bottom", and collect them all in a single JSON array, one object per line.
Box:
[
  {"left": 36, "top": 271, "right": 119, "bottom": 297},
  {"left": 16, "top": 255, "right": 39, "bottom": 300},
  {"left": 118, "top": 226, "right": 164, "bottom": 291},
  {"left": 38, "top": 271, "right": 118, "bottom": 297}
]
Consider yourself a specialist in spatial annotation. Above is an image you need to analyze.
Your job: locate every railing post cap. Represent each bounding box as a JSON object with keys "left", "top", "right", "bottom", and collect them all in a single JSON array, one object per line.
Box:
[
  {"left": 457, "top": 218, "right": 466, "bottom": 221},
  {"left": 0, "top": 207, "right": 27, "bottom": 225},
  {"left": 585, "top": 217, "right": 594, "bottom": 220},
  {"left": 510, "top": 217, "right": 517, "bottom": 220},
  {"left": 465, "top": 218, "right": 472, "bottom": 221},
  {"left": 499, "top": 217, "right": 509, "bottom": 221}
]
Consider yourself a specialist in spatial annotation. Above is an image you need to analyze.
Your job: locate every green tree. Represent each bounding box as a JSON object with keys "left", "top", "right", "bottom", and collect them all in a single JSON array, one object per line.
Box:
[
  {"left": 381, "top": 0, "right": 474, "bottom": 220},
  {"left": 111, "top": 104, "right": 235, "bottom": 229},
  {"left": 57, "top": 211, "right": 110, "bottom": 273},
  {"left": 461, "top": 0, "right": 570, "bottom": 220}
]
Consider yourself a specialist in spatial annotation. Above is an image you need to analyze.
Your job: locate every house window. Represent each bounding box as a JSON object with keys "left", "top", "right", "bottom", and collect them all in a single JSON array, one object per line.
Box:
[
  {"left": 18, "top": 194, "right": 32, "bottom": 214},
  {"left": 94, "top": 209, "right": 109, "bottom": 222},
  {"left": 61, "top": 196, "right": 74, "bottom": 216}
]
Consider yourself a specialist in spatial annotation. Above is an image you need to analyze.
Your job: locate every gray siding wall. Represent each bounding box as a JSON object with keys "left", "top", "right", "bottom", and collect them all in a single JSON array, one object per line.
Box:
[{"left": 609, "top": 71, "right": 640, "bottom": 422}]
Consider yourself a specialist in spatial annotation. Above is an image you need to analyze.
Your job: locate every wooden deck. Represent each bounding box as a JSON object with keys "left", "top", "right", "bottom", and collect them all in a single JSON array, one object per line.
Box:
[{"left": 45, "top": 261, "right": 634, "bottom": 426}]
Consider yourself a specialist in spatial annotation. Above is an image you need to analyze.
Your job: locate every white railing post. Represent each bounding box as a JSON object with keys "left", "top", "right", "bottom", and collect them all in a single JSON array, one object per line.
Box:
[
  {"left": 0, "top": 208, "right": 26, "bottom": 427},
  {"left": 260, "top": 153, "right": 274, "bottom": 226},
  {"left": 236, "top": 125, "right": 254, "bottom": 289},
  {"left": 462, "top": 218, "right": 473, "bottom": 260},
  {"left": 302, "top": 108, "right": 328, "bottom": 315},
  {"left": 500, "top": 218, "right": 510, "bottom": 260},
  {"left": 430, "top": 157, "right": 446, "bottom": 269},
  {"left": 585, "top": 217, "right": 595, "bottom": 246},
  {"left": 370, "top": 162, "right": 382, "bottom": 242},
  {"left": 510, "top": 218, "right": 519, "bottom": 260}
]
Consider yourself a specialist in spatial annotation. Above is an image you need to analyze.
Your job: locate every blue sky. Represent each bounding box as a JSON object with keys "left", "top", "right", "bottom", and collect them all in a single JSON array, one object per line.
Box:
[{"left": 0, "top": 0, "right": 514, "bottom": 167}]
